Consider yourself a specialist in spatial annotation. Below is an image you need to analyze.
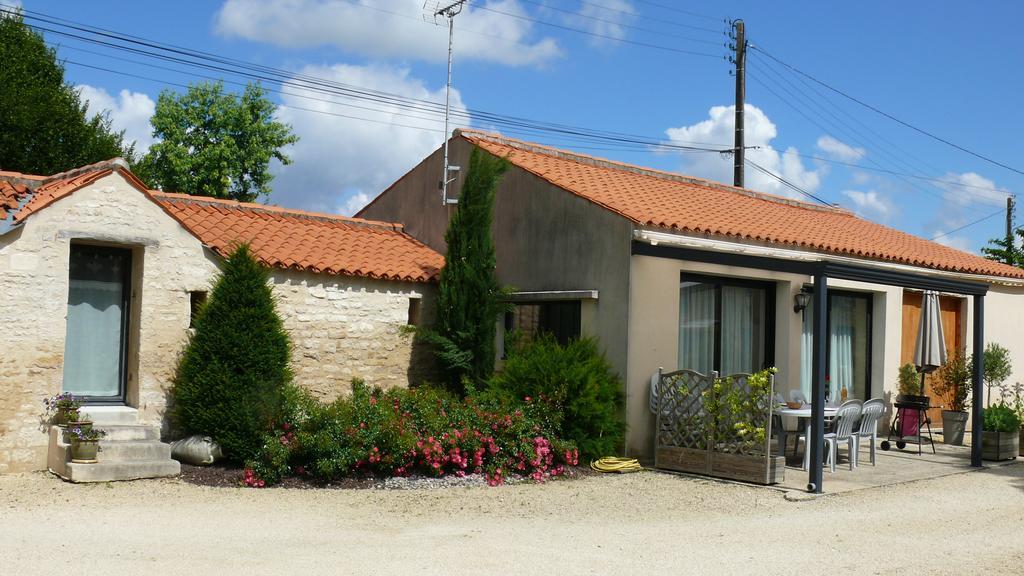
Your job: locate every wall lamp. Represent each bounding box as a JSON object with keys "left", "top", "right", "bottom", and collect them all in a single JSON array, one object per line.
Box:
[{"left": 793, "top": 289, "right": 811, "bottom": 313}]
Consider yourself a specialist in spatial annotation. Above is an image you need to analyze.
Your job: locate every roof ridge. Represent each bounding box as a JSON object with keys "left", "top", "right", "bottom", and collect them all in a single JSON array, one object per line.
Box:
[
  {"left": 41, "top": 157, "right": 130, "bottom": 184},
  {"left": 150, "top": 191, "right": 406, "bottom": 232},
  {"left": 456, "top": 128, "right": 851, "bottom": 215}
]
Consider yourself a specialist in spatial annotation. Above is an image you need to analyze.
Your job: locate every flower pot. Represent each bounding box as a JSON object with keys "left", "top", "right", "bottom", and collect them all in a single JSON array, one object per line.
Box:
[
  {"left": 982, "top": 430, "right": 1020, "bottom": 461},
  {"left": 941, "top": 410, "right": 969, "bottom": 446},
  {"left": 70, "top": 439, "right": 100, "bottom": 463},
  {"left": 62, "top": 421, "right": 94, "bottom": 444},
  {"left": 53, "top": 409, "right": 80, "bottom": 426}
]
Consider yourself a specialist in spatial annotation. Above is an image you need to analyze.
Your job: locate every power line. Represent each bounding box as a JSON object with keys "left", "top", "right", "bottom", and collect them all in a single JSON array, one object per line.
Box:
[
  {"left": 465, "top": 0, "right": 721, "bottom": 57},
  {"left": 744, "top": 158, "right": 832, "bottom": 206},
  {"left": 514, "top": 0, "right": 721, "bottom": 45},
  {"left": 931, "top": 208, "right": 1006, "bottom": 241},
  {"left": 750, "top": 44, "right": 1024, "bottom": 177},
  {"left": 574, "top": 0, "right": 723, "bottom": 33},
  {"left": 629, "top": 0, "right": 724, "bottom": 22}
]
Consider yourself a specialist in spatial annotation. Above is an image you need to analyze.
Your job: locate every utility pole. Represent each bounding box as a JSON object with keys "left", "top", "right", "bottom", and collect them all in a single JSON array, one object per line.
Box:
[
  {"left": 730, "top": 19, "right": 746, "bottom": 188},
  {"left": 433, "top": 0, "right": 468, "bottom": 206},
  {"left": 1007, "top": 195, "right": 1016, "bottom": 263}
]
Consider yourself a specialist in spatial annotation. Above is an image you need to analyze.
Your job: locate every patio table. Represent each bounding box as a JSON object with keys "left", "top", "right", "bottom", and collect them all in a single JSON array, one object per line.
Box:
[{"left": 774, "top": 406, "right": 839, "bottom": 471}]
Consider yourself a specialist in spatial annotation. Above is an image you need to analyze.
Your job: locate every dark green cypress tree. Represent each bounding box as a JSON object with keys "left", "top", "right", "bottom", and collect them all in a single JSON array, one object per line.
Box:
[
  {"left": 430, "top": 148, "right": 508, "bottom": 394},
  {"left": 172, "top": 244, "right": 292, "bottom": 463}
]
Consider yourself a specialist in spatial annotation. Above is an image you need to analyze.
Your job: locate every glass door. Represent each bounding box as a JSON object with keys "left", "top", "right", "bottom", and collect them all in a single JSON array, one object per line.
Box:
[{"left": 62, "top": 244, "right": 131, "bottom": 402}]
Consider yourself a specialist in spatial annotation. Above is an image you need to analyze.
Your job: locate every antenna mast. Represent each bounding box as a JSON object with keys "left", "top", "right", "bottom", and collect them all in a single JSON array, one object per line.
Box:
[{"left": 433, "top": 0, "right": 468, "bottom": 205}]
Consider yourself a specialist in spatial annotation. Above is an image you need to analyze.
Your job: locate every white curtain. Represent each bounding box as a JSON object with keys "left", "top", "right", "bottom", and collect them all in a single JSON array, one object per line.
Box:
[
  {"left": 800, "top": 301, "right": 813, "bottom": 400},
  {"left": 678, "top": 282, "right": 715, "bottom": 374},
  {"left": 721, "top": 286, "right": 756, "bottom": 375},
  {"left": 63, "top": 279, "right": 124, "bottom": 397},
  {"left": 829, "top": 296, "right": 855, "bottom": 401}
]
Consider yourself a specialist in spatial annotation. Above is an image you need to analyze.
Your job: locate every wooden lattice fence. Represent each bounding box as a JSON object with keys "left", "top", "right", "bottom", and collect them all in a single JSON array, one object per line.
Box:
[{"left": 654, "top": 368, "right": 785, "bottom": 484}]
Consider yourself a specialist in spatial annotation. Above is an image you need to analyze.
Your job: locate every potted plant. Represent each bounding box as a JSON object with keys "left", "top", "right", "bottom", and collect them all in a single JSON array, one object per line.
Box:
[
  {"left": 67, "top": 425, "right": 106, "bottom": 464},
  {"left": 1003, "top": 382, "right": 1024, "bottom": 456},
  {"left": 43, "top": 392, "right": 83, "bottom": 426},
  {"left": 982, "top": 343, "right": 1012, "bottom": 407},
  {"left": 932, "top": 352, "right": 971, "bottom": 445},
  {"left": 897, "top": 360, "right": 929, "bottom": 401}
]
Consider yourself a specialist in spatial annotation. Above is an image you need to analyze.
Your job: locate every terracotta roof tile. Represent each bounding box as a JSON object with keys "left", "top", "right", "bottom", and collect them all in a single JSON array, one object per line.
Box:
[
  {"left": 459, "top": 130, "right": 1024, "bottom": 280},
  {"left": 0, "top": 180, "right": 32, "bottom": 220},
  {"left": 150, "top": 193, "right": 444, "bottom": 283}
]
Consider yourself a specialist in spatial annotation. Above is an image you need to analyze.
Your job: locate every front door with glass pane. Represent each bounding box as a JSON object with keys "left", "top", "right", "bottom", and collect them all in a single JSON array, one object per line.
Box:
[{"left": 62, "top": 244, "right": 131, "bottom": 402}]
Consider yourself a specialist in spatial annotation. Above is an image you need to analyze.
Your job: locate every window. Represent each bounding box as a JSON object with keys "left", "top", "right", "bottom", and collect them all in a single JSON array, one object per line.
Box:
[
  {"left": 800, "top": 290, "right": 873, "bottom": 401},
  {"left": 504, "top": 300, "right": 581, "bottom": 345},
  {"left": 189, "top": 291, "right": 207, "bottom": 328},
  {"left": 678, "top": 274, "right": 775, "bottom": 375}
]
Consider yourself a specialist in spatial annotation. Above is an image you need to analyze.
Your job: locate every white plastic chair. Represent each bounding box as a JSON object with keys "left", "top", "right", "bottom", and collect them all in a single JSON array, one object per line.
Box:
[
  {"left": 824, "top": 400, "right": 862, "bottom": 472},
  {"left": 789, "top": 390, "right": 808, "bottom": 404},
  {"left": 852, "top": 399, "right": 885, "bottom": 467}
]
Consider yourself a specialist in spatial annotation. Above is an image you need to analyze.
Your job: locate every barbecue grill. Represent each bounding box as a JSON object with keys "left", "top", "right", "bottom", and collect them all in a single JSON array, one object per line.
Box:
[{"left": 880, "top": 394, "right": 936, "bottom": 454}]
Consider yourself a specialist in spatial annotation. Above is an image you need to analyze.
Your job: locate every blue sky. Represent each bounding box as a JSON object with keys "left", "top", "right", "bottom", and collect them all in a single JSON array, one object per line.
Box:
[{"left": 11, "top": 0, "right": 1023, "bottom": 254}]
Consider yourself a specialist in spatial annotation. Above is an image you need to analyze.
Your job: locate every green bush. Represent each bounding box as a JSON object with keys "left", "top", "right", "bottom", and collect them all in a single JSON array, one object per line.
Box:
[
  {"left": 171, "top": 244, "right": 292, "bottom": 464},
  {"left": 251, "top": 380, "right": 578, "bottom": 487},
  {"left": 897, "top": 363, "right": 920, "bottom": 397},
  {"left": 933, "top": 352, "right": 971, "bottom": 412},
  {"left": 488, "top": 335, "right": 625, "bottom": 459},
  {"left": 983, "top": 402, "right": 1021, "bottom": 433}
]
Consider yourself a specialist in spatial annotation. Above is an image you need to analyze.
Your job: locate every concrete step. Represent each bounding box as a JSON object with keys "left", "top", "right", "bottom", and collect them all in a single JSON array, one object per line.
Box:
[
  {"left": 62, "top": 459, "right": 181, "bottom": 483},
  {"left": 97, "top": 425, "right": 162, "bottom": 442},
  {"left": 80, "top": 406, "right": 139, "bottom": 425}
]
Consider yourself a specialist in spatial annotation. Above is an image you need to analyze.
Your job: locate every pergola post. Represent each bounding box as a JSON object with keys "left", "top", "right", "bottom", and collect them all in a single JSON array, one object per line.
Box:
[
  {"left": 808, "top": 270, "right": 828, "bottom": 493},
  {"left": 971, "top": 294, "right": 985, "bottom": 467}
]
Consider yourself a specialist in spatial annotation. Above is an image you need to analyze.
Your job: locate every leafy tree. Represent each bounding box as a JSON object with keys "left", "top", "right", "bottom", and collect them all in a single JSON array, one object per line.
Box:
[
  {"left": 982, "top": 342, "right": 1013, "bottom": 407},
  {"left": 982, "top": 228, "right": 1024, "bottom": 268},
  {"left": 171, "top": 244, "right": 292, "bottom": 463},
  {"left": 135, "top": 81, "right": 297, "bottom": 202},
  {"left": 0, "top": 10, "right": 134, "bottom": 174},
  {"left": 427, "top": 148, "right": 508, "bottom": 394}
]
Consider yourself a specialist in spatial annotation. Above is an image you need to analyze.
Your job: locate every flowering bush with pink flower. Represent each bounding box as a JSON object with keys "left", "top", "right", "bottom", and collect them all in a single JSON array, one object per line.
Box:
[{"left": 243, "top": 379, "right": 578, "bottom": 487}]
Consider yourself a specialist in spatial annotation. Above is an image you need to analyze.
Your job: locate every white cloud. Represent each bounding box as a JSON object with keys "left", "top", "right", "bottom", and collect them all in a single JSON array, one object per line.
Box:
[
  {"left": 77, "top": 85, "right": 156, "bottom": 153},
  {"left": 841, "top": 189, "right": 894, "bottom": 222},
  {"left": 664, "top": 104, "right": 826, "bottom": 200},
  {"left": 816, "top": 135, "right": 865, "bottom": 162},
  {"left": 573, "top": 0, "right": 634, "bottom": 43},
  {"left": 269, "top": 63, "right": 468, "bottom": 215},
  {"left": 342, "top": 192, "right": 371, "bottom": 217},
  {"left": 214, "top": 0, "right": 561, "bottom": 67},
  {"left": 926, "top": 171, "right": 1010, "bottom": 249},
  {"left": 932, "top": 235, "right": 973, "bottom": 251}
]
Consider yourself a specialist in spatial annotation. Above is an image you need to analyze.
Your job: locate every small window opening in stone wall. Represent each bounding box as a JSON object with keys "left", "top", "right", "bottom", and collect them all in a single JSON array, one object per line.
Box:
[
  {"left": 189, "top": 291, "right": 208, "bottom": 328},
  {"left": 407, "top": 297, "right": 421, "bottom": 326}
]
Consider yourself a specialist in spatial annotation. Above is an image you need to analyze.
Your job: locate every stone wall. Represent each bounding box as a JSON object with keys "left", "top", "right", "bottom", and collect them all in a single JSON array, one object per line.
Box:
[{"left": 0, "top": 172, "right": 434, "bottom": 473}]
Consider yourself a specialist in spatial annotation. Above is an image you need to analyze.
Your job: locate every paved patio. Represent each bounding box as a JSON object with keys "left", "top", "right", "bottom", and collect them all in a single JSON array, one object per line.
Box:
[{"left": 776, "top": 432, "right": 1022, "bottom": 494}]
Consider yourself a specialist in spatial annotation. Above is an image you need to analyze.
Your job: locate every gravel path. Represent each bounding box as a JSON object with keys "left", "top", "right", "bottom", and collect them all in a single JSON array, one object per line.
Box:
[{"left": 2, "top": 464, "right": 1022, "bottom": 575}]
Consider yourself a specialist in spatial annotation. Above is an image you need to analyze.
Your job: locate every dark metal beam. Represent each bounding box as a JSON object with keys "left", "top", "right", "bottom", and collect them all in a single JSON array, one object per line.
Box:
[
  {"left": 971, "top": 294, "right": 985, "bottom": 467},
  {"left": 809, "top": 271, "right": 828, "bottom": 493},
  {"left": 631, "top": 241, "right": 819, "bottom": 276}
]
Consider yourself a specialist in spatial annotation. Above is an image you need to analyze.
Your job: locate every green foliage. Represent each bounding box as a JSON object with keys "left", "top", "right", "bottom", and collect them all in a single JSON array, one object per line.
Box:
[
  {"left": 701, "top": 368, "right": 777, "bottom": 454},
  {"left": 897, "top": 363, "right": 921, "bottom": 397},
  {"left": 250, "top": 379, "right": 579, "bottom": 487},
  {"left": 171, "top": 244, "right": 292, "bottom": 463},
  {"left": 1003, "top": 382, "right": 1024, "bottom": 426},
  {"left": 982, "top": 343, "right": 1013, "bottom": 405},
  {"left": 982, "top": 402, "right": 1021, "bottom": 433},
  {"left": 428, "top": 148, "right": 508, "bottom": 394},
  {"left": 0, "top": 11, "right": 134, "bottom": 174},
  {"left": 981, "top": 224, "right": 1024, "bottom": 268},
  {"left": 135, "top": 81, "right": 297, "bottom": 202},
  {"left": 488, "top": 335, "right": 625, "bottom": 459},
  {"left": 933, "top": 352, "right": 971, "bottom": 412}
]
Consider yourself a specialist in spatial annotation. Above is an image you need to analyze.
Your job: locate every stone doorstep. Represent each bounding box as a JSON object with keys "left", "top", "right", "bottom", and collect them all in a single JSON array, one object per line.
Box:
[
  {"left": 79, "top": 406, "right": 139, "bottom": 425},
  {"left": 47, "top": 425, "right": 180, "bottom": 483}
]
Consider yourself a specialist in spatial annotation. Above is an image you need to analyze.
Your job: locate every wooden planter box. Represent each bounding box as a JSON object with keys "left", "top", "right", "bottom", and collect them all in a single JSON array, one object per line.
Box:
[
  {"left": 656, "top": 445, "right": 785, "bottom": 485},
  {"left": 982, "top": 430, "right": 1019, "bottom": 461}
]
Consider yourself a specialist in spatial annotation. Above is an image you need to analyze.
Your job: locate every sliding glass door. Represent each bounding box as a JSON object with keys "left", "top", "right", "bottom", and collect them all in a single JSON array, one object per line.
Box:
[
  {"left": 800, "top": 291, "right": 872, "bottom": 401},
  {"left": 678, "top": 275, "right": 774, "bottom": 376},
  {"left": 62, "top": 244, "right": 132, "bottom": 402}
]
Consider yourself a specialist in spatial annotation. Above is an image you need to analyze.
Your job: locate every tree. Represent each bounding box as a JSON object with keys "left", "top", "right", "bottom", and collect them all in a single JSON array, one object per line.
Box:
[
  {"left": 171, "top": 244, "right": 292, "bottom": 463},
  {"left": 982, "top": 228, "right": 1024, "bottom": 268},
  {"left": 136, "top": 81, "right": 297, "bottom": 202},
  {"left": 428, "top": 148, "right": 508, "bottom": 394},
  {"left": 982, "top": 342, "right": 1013, "bottom": 407},
  {"left": 0, "top": 10, "right": 134, "bottom": 174}
]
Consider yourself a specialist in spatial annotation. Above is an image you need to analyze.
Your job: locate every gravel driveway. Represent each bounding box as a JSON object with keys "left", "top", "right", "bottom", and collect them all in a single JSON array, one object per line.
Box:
[{"left": 2, "top": 464, "right": 1022, "bottom": 575}]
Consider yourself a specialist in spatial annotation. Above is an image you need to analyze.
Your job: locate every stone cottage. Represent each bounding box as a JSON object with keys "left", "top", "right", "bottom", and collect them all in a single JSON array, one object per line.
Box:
[{"left": 0, "top": 158, "right": 443, "bottom": 475}]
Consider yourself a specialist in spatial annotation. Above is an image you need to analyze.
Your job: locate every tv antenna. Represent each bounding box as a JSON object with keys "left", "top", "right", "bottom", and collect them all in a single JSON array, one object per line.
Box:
[{"left": 427, "top": 0, "right": 468, "bottom": 205}]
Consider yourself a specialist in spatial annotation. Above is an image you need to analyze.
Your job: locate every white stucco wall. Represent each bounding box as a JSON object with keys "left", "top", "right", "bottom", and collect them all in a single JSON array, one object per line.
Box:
[
  {"left": 970, "top": 284, "right": 1024, "bottom": 406},
  {"left": 0, "top": 173, "right": 434, "bottom": 473}
]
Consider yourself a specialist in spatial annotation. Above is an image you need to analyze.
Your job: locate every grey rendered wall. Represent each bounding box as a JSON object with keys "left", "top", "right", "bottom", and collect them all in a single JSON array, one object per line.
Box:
[{"left": 361, "top": 137, "right": 635, "bottom": 403}]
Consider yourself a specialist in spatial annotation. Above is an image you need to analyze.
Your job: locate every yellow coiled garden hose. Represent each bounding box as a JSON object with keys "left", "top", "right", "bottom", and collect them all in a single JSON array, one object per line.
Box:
[{"left": 590, "top": 456, "right": 643, "bottom": 473}]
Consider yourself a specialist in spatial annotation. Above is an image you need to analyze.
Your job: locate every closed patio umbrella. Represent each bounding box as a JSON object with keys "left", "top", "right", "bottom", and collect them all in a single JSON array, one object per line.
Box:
[{"left": 913, "top": 290, "right": 947, "bottom": 393}]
